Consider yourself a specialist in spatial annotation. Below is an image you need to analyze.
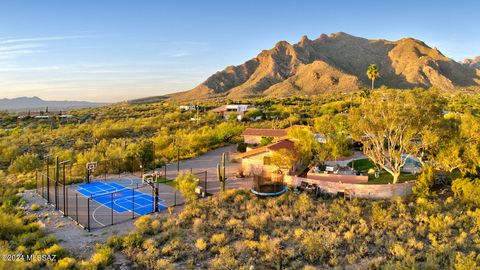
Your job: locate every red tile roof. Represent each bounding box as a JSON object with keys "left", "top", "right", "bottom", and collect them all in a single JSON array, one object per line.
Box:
[{"left": 235, "top": 139, "right": 296, "bottom": 159}]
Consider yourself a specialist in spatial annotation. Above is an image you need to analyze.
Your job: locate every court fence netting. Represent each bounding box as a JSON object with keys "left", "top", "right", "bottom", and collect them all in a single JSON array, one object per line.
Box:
[{"left": 35, "top": 157, "right": 209, "bottom": 231}]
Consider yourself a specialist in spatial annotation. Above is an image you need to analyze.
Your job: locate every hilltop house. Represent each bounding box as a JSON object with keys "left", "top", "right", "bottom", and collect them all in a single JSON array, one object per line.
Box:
[
  {"left": 179, "top": 105, "right": 196, "bottom": 111},
  {"left": 210, "top": 104, "right": 260, "bottom": 121},
  {"left": 235, "top": 139, "right": 301, "bottom": 177}
]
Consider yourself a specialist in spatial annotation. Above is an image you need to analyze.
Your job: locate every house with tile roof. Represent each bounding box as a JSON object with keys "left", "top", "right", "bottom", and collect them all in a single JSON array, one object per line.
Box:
[
  {"left": 240, "top": 128, "right": 288, "bottom": 144},
  {"left": 235, "top": 139, "right": 301, "bottom": 177}
]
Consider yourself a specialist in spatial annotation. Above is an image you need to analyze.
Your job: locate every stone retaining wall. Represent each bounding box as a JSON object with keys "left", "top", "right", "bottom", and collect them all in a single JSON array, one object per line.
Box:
[{"left": 285, "top": 175, "right": 415, "bottom": 199}]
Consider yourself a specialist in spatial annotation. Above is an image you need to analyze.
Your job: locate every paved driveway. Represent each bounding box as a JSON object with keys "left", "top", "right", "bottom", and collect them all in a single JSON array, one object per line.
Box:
[{"left": 163, "top": 145, "right": 251, "bottom": 194}]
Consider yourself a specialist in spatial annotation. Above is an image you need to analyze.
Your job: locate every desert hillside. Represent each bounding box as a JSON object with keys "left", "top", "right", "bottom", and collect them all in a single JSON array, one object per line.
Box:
[{"left": 170, "top": 32, "right": 480, "bottom": 101}]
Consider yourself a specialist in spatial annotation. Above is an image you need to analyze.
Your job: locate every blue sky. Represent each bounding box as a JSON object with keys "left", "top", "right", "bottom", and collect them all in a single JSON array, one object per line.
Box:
[{"left": 0, "top": 0, "right": 478, "bottom": 102}]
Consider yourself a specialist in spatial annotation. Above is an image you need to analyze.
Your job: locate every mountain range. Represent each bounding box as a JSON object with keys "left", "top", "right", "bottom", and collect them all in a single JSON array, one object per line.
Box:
[
  {"left": 464, "top": 56, "right": 480, "bottom": 69},
  {"left": 169, "top": 32, "right": 480, "bottom": 101},
  {"left": 0, "top": 96, "right": 108, "bottom": 112}
]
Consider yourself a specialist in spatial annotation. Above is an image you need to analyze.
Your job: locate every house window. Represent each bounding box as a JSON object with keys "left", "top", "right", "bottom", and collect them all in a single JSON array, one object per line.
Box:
[{"left": 263, "top": 156, "right": 272, "bottom": 165}]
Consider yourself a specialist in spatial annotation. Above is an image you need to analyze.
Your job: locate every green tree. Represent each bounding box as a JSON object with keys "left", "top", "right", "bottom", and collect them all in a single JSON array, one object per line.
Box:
[
  {"left": 403, "top": 90, "right": 446, "bottom": 167},
  {"left": 366, "top": 64, "right": 380, "bottom": 90},
  {"left": 126, "top": 140, "right": 154, "bottom": 170},
  {"left": 175, "top": 172, "right": 198, "bottom": 204},
  {"left": 259, "top": 136, "right": 274, "bottom": 146},
  {"left": 270, "top": 148, "right": 298, "bottom": 174},
  {"left": 349, "top": 90, "right": 429, "bottom": 183},
  {"left": 8, "top": 153, "right": 41, "bottom": 174},
  {"left": 287, "top": 126, "right": 319, "bottom": 166},
  {"left": 314, "top": 114, "right": 351, "bottom": 162},
  {"left": 244, "top": 109, "right": 263, "bottom": 121}
]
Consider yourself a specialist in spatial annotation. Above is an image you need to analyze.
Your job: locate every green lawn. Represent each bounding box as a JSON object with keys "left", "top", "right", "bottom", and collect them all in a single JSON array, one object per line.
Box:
[
  {"left": 347, "top": 158, "right": 418, "bottom": 184},
  {"left": 347, "top": 158, "right": 375, "bottom": 171},
  {"left": 154, "top": 178, "right": 177, "bottom": 188},
  {"left": 367, "top": 170, "right": 417, "bottom": 184}
]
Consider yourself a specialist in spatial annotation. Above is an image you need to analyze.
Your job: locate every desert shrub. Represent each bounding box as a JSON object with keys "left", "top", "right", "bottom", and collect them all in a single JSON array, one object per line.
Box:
[
  {"left": 30, "top": 204, "right": 41, "bottom": 211},
  {"left": 161, "top": 238, "right": 187, "bottom": 261},
  {"left": 454, "top": 252, "right": 480, "bottom": 270},
  {"left": 106, "top": 235, "right": 124, "bottom": 251},
  {"left": 209, "top": 246, "right": 240, "bottom": 270},
  {"left": 53, "top": 257, "right": 77, "bottom": 270},
  {"left": 42, "top": 244, "right": 66, "bottom": 258},
  {"left": 155, "top": 259, "right": 175, "bottom": 270},
  {"left": 294, "top": 193, "right": 314, "bottom": 216},
  {"left": 86, "top": 245, "right": 114, "bottom": 269},
  {"left": 413, "top": 166, "right": 436, "bottom": 198},
  {"left": 195, "top": 238, "right": 207, "bottom": 251},
  {"left": 236, "top": 142, "right": 247, "bottom": 153},
  {"left": 210, "top": 233, "right": 227, "bottom": 247},
  {"left": 452, "top": 178, "right": 480, "bottom": 206},
  {"left": 122, "top": 232, "right": 144, "bottom": 248},
  {"left": 299, "top": 229, "right": 338, "bottom": 263},
  {"left": 135, "top": 215, "right": 152, "bottom": 234}
]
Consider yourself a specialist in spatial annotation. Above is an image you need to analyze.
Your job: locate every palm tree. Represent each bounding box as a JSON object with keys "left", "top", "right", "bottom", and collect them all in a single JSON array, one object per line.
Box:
[{"left": 366, "top": 64, "right": 380, "bottom": 90}]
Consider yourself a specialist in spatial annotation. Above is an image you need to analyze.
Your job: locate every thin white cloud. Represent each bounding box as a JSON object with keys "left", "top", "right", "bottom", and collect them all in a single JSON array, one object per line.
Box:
[
  {"left": 0, "top": 66, "right": 61, "bottom": 72},
  {"left": 0, "top": 43, "right": 45, "bottom": 52},
  {"left": 0, "top": 35, "right": 93, "bottom": 45},
  {"left": 168, "top": 51, "right": 193, "bottom": 57},
  {"left": 0, "top": 49, "right": 46, "bottom": 59}
]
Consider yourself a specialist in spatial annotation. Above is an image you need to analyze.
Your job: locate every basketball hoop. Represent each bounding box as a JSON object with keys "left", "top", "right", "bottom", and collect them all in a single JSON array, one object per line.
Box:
[
  {"left": 86, "top": 162, "right": 97, "bottom": 172},
  {"left": 142, "top": 173, "right": 160, "bottom": 212},
  {"left": 86, "top": 162, "right": 97, "bottom": 183},
  {"left": 142, "top": 173, "right": 154, "bottom": 185}
]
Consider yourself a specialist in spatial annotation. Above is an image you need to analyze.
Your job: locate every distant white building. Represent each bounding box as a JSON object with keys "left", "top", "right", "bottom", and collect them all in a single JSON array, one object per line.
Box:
[
  {"left": 210, "top": 104, "right": 260, "bottom": 121},
  {"left": 34, "top": 115, "right": 50, "bottom": 119},
  {"left": 179, "top": 105, "right": 196, "bottom": 111}
]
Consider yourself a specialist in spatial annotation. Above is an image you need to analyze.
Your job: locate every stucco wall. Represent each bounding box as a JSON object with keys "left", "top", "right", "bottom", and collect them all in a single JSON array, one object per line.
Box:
[
  {"left": 241, "top": 152, "right": 276, "bottom": 176},
  {"left": 285, "top": 175, "right": 415, "bottom": 199},
  {"left": 244, "top": 135, "right": 261, "bottom": 144},
  {"left": 306, "top": 172, "right": 368, "bottom": 183}
]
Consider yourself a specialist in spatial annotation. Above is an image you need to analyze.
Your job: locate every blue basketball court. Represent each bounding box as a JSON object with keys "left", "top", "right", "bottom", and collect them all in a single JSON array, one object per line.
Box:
[{"left": 77, "top": 181, "right": 167, "bottom": 215}]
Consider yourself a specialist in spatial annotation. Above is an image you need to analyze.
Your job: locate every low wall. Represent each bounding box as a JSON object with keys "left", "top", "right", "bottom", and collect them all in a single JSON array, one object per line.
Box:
[
  {"left": 285, "top": 175, "right": 415, "bottom": 199},
  {"left": 306, "top": 172, "right": 368, "bottom": 184}
]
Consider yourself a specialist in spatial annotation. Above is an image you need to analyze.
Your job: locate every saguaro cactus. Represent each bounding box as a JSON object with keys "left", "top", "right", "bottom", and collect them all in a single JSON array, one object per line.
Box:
[{"left": 217, "top": 152, "right": 227, "bottom": 192}]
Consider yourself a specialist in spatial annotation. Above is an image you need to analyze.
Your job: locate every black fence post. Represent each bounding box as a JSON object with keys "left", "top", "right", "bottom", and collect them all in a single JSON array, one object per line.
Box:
[
  {"left": 63, "top": 165, "right": 66, "bottom": 216},
  {"left": 46, "top": 160, "right": 50, "bottom": 203},
  {"left": 205, "top": 171, "right": 207, "bottom": 193},
  {"left": 66, "top": 188, "right": 69, "bottom": 216},
  {"left": 54, "top": 181, "right": 58, "bottom": 209},
  {"left": 111, "top": 193, "right": 114, "bottom": 225},
  {"left": 104, "top": 159, "right": 107, "bottom": 181},
  {"left": 55, "top": 157, "right": 59, "bottom": 209},
  {"left": 75, "top": 193, "right": 79, "bottom": 223},
  {"left": 174, "top": 191, "right": 177, "bottom": 206},
  {"left": 35, "top": 170, "right": 38, "bottom": 194},
  {"left": 87, "top": 198, "right": 90, "bottom": 231},
  {"left": 132, "top": 189, "right": 135, "bottom": 219},
  {"left": 41, "top": 174, "right": 44, "bottom": 198}
]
